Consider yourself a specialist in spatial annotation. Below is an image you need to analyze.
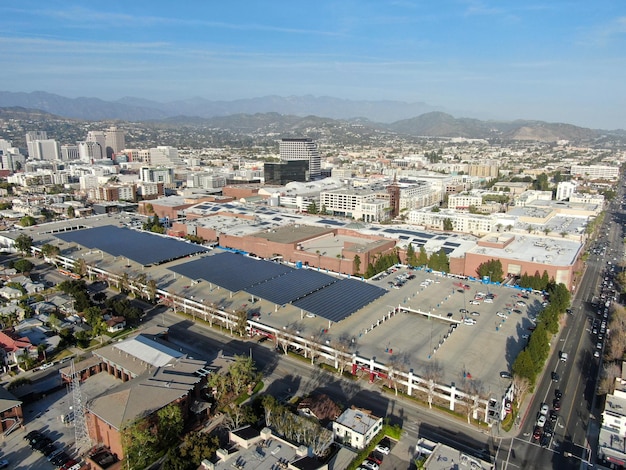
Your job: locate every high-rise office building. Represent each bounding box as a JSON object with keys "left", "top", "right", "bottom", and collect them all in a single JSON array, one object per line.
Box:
[
  {"left": 61, "top": 145, "right": 80, "bottom": 161},
  {"left": 149, "top": 146, "right": 182, "bottom": 166},
  {"left": 105, "top": 127, "right": 126, "bottom": 158},
  {"left": 86, "top": 131, "right": 106, "bottom": 159},
  {"left": 32, "top": 139, "right": 60, "bottom": 160},
  {"left": 25, "top": 131, "right": 47, "bottom": 158},
  {"left": 279, "top": 138, "right": 320, "bottom": 179},
  {"left": 78, "top": 141, "right": 104, "bottom": 162}
]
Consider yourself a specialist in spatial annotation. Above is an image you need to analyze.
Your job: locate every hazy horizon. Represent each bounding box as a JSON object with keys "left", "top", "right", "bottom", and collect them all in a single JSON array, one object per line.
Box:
[{"left": 1, "top": 1, "right": 625, "bottom": 129}]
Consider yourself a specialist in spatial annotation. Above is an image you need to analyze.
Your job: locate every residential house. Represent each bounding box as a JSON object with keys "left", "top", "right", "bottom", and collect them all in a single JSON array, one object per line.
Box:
[
  {"left": 0, "top": 286, "right": 23, "bottom": 300},
  {"left": 105, "top": 316, "right": 126, "bottom": 333},
  {"left": 332, "top": 407, "right": 382, "bottom": 450},
  {"left": 0, "top": 329, "right": 37, "bottom": 371}
]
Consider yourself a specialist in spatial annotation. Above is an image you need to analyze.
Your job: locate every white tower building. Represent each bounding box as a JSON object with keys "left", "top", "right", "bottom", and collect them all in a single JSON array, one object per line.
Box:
[{"left": 279, "top": 138, "right": 321, "bottom": 179}]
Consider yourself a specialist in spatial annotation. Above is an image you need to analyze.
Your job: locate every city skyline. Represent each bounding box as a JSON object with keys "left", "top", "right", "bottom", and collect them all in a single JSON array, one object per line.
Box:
[{"left": 1, "top": 1, "right": 625, "bottom": 129}]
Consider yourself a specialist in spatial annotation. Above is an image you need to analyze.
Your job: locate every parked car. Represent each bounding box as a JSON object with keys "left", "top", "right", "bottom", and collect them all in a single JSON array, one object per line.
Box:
[
  {"left": 0, "top": 459, "right": 8, "bottom": 469},
  {"left": 40, "top": 442, "right": 57, "bottom": 456},
  {"left": 24, "top": 430, "right": 42, "bottom": 441},
  {"left": 50, "top": 452, "right": 71, "bottom": 467},
  {"left": 361, "top": 460, "right": 379, "bottom": 470},
  {"left": 368, "top": 453, "right": 383, "bottom": 465},
  {"left": 374, "top": 444, "right": 390, "bottom": 455},
  {"left": 500, "top": 371, "right": 512, "bottom": 379},
  {"left": 536, "top": 415, "right": 546, "bottom": 427}
]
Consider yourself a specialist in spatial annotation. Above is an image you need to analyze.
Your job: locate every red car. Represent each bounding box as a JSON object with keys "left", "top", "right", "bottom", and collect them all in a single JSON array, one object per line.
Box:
[{"left": 61, "top": 460, "right": 78, "bottom": 470}]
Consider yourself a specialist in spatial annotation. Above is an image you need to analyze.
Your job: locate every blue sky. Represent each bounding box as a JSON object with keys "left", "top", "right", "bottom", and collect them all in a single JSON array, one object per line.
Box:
[{"left": 1, "top": 1, "right": 625, "bottom": 129}]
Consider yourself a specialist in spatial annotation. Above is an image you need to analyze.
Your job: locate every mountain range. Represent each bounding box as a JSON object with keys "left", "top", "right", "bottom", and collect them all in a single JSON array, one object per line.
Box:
[
  {"left": 0, "top": 91, "right": 442, "bottom": 123},
  {"left": 0, "top": 91, "right": 623, "bottom": 143}
]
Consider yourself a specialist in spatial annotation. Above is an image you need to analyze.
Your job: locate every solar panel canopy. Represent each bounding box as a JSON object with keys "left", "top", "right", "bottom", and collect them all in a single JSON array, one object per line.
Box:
[
  {"left": 247, "top": 269, "right": 337, "bottom": 305},
  {"left": 292, "top": 279, "right": 386, "bottom": 322},
  {"left": 169, "top": 252, "right": 292, "bottom": 292},
  {"left": 55, "top": 226, "right": 208, "bottom": 265},
  {"left": 170, "top": 251, "right": 387, "bottom": 322}
]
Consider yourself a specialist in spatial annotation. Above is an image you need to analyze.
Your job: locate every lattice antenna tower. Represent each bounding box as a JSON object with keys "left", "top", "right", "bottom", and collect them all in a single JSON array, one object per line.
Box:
[{"left": 69, "top": 359, "right": 91, "bottom": 454}]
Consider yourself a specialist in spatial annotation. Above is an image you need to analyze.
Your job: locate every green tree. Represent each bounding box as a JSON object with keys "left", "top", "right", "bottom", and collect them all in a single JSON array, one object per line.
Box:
[
  {"left": 157, "top": 403, "right": 184, "bottom": 449},
  {"left": 406, "top": 243, "right": 417, "bottom": 267},
  {"left": 41, "top": 243, "right": 60, "bottom": 259},
  {"left": 475, "top": 259, "right": 504, "bottom": 283},
  {"left": 307, "top": 200, "right": 319, "bottom": 214},
  {"left": 19, "top": 215, "right": 36, "bottom": 227},
  {"left": 235, "top": 310, "right": 248, "bottom": 337},
  {"left": 532, "top": 173, "right": 550, "bottom": 191},
  {"left": 14, "top": 234, "right": 33, "bottom": 256},
  {"left": 73, "top": 258, "right": 87, "bottom": 277},
  {"left": 512, "top": 348, "right": 536, "bottom": 383},
  {"left": 443, "top": 218, "right": 454, "bottom": 231},
  {"left": 67, "top": 206, "right": 75, "bottom": 218},
  {"left": 417, "top": 246, "right": 429, "bottom": 267},
  {"left": 427, "top": 249, "right": 449, "bottom": 273},
  {"left": 13, "top": 258, "right": 33, "bottom": 273},
  {"left": 353, "top": 254, "right": 361, "bottom": 275},
  {"left": 229, "top": 354, "right": 259, "bottom": 396},
  {"left": 162, "top": 432, "right": 219, "bottom": 470},
  {"left": 121, "top": 418, "right": 160, "bottom": 470}
]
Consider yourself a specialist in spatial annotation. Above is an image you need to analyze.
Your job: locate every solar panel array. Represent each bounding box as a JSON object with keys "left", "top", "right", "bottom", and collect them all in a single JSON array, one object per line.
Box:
[
  {"left": 170, "top": 252, "right": 292, "bottom": 292},
  {"left": 55, "top": 226, "right": 208, "bottom": 265},
  {"left": 170, "top": 251, "right": 387, "bottom": 322},
  {"left": 247, "top": 269, "right": 336, "bottom": 305},
  {"left": 292, "top": 278, "right": 387, "bottom": 322}
]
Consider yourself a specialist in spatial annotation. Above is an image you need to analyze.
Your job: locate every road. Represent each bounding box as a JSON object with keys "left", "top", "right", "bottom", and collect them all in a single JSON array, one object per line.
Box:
[
  {"left": 140, "top": 304, "right": 499, "bottom": 464},
  {"left": 496, "top": 185, "right": 624, "bottom": 469}
]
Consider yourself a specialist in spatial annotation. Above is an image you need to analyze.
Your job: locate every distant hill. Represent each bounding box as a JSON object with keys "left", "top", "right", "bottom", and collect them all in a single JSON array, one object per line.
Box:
[
  {"left": 0, "top": 96, "right": 617, "bottom": 144},
  {"left": 0, "top": 91, "right": 440, "bottom": 123},
  {"left": 0, "top": 91, "right": 168, "bottom": 121},
  {"left": 388, "top": 112, "right": 599, "bottom": 141}
]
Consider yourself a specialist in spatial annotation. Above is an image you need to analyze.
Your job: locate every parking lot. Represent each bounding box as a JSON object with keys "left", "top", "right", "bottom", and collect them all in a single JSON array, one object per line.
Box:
[
  {"left": 0, "top": 373, "right": 120, "bottom": 469},
  {"left": 156, "top": 260, "right": 544, "bottom": 399}
]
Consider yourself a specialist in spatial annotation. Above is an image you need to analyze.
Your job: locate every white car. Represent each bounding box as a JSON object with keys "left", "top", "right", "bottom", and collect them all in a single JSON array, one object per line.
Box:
[
  {"left": 536, "top": 415, "right": 546, "bottom": 427},
  {"left": 464, "top": 318, "right": 477, "bottom": 325},
  {"left": 540, "top": 403, "right": 549, "bottom": 415},
  {"left": 361, "top": 460, "right": 379, "bottom": 470},
  {"left": 469, "top": 300, "right": 480, "bottom": 305},
  {"left": 496, "top": 312, "right": 507, "bottom": 318},
  {"left": 374, "top": 444, "right": 390, "bottom": 455},
  {"left": 484, "top": 298, "right": 493, "bottom": 303}
]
